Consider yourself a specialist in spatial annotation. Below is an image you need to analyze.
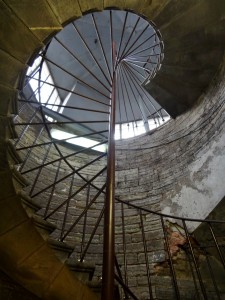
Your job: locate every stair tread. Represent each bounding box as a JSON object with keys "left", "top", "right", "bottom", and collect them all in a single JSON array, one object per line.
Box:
[
  {"left": 7, "top": 139, "right": 23, "bottom": 165},
  {"left": 66, "top": 259, "right": 95, "bottom": 270},
  {"left": 66, "top": 259, "right": 95, "bottom": 282},
  {"left": 48, "top": 238, "right": 74, "bottom": 252},
  {"left": 32, "top": 215, "right": 56, "bottom": 230},
  {"left": 19, "top": 191, "right": 41, "bottom": 212}
]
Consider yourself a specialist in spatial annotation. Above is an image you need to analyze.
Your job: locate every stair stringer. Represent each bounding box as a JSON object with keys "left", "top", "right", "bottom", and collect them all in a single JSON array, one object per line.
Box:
[{"left": 0, "top": 172, "right": 98, "bottom": 299}]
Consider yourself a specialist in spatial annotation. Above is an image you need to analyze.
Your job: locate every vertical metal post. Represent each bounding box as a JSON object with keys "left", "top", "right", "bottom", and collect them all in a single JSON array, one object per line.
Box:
[{"left": 101, "top": 42, "right": 116, "bottom": 300}]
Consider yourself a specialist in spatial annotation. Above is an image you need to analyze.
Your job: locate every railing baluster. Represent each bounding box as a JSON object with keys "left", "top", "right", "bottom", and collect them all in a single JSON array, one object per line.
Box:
[
  {"left": 61, "top": 183, "right": 106, "bottom": 241},
  {"left": 19, "top": 126, "right": 45, "bottom": 172},
  {"left": 16, "top": 130, "right": 108, "bottom": 151},
  {"left": 31, "top": 154, "right": 107, "bottom": 198},
  {"left": 203, "top": 248, "right": 221, "bottom": 299},
  {"left": 140, "top": 210, "right": 153, "bottom": 299},
  {"left": 182, "top": 220, "right": 208, "bottom": 299},
  {"left": 43, "top": 160, "right": 62, "bottom": 218},
  {"left": 161, "top": 216, "right": 180, "bottom": 299},
  {"left": 21, "top": 140, "right": 107, "bottom": 175},
  {"left": 184, "top": 243, "right": 201, "bottom": 299},
  {"left": 80, "top": 183, "right": 90, "bottom": 257},
  {"left": 60, "top": 173, "right": 75, "bottom": 241},
  {"left": 44, "top": 167, "right": 107, "bottom": 220},
  {"left": 101, "top": 41, "right": 116, "bottom": 300},
  {"left": 18, "top": 99, "right": 110, "bottom": 114},
  {"left": 114, "top": 274, "right": 138, "bottom": 300},
  {"left": 80, "top": 206, "right": 105, "bottom": 262},
  {"left": 208, "top": 222, "right": 225, "bottom": 269},
  {"left": 121, "top": 203, "right": 128, "bottom": 290},
  {"left": 115, "top": 256, "right": 129, "bottom": 299},
  {"left": 29, "top": 144, "right": 52, "bottom": 197},
  {"left": 25, "top": 76, "right": 111, "bottom": 107},
  {"left": 14, "top": 104, "right": 41, "bottom": 146}
]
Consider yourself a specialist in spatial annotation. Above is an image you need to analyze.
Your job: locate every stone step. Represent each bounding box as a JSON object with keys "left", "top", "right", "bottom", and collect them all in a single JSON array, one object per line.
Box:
[
  {"left": 0, "top": 116, "right": 18, "bottom": 140},
  {"left": 87, "top": 280, "right": 102, "bottom": 299},
  {"left": 7, "top": 139, "right": 22, "bottom": 167},
  {"left": 19, "top": 190, "right": 41, "bottom": 216},
  {"left": 11, "top": 166, "right": 29, "bottom": 191},
  {"left": 48, "top": 238, "right": 74, "bottom": 262},
  {"left": 66, "top": 259, "right": 95, "bottom": 282},
  {"left": 32, "top": 215, "right": 56, "bottom": 240},
  {"left": 87, "top": 280, "right": 120, "bottom": 300},
  {"left": 0, "top": 170, "right": 17, "bottom": 200}
]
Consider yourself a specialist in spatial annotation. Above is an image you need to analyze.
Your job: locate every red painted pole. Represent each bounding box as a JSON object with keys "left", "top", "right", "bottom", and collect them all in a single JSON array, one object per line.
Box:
[{"left": 101, "top": 42, "right": 116, "bottom": 300}]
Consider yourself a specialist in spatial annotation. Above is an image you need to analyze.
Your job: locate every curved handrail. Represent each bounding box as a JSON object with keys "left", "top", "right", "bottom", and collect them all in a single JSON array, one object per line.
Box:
[{"left": 116, "top": 197, "right": 225, "bottom": 224}]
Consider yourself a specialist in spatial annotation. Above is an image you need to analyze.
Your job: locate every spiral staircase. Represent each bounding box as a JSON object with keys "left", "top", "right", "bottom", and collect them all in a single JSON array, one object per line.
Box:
[{"left": 1, "top": 1, "right": 225, "bottom": 299}]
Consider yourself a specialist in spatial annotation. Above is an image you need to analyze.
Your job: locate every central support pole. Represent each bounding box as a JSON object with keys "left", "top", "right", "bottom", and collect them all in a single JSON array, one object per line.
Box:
[{"left": 101, "top": 43, "right": 116, "bottom": 300}]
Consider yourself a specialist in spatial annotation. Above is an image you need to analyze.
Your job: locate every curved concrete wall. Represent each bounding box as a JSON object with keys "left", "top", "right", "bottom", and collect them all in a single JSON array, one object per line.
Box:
[{"left": 116, "top": 55, "right": 225, "bottom": 230}]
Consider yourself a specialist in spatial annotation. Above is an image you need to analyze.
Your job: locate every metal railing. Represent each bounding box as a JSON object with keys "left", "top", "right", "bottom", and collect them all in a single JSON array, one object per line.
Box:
[{"left": 13, "top": 99, "right": 225, "bottom": 298}]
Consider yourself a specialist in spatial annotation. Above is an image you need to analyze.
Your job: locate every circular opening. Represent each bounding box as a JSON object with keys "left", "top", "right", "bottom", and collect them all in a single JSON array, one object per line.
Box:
[{"left": 23, "top": 9, "right": 169, "bottom": 144}]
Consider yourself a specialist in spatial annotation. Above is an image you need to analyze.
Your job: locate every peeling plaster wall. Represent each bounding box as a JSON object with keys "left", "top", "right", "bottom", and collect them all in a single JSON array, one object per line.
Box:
[{"left": 161, "top": 131, "right": 225, "bottom": 229}]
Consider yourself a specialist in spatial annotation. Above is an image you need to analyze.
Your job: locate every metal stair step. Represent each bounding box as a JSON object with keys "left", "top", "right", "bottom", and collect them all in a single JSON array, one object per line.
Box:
[
  {"left": 66, "top": 259, "right": 95, "bottom": 282},
  {"left": 11, "top": 166, "right": 29, "bottom": 190},
  {"left": 48, "top": 238, "right": 74, "bottom": 262},
  {"left": 19, "top": 191, "right": 41, "bottom": 216},
  {"left": 7, "top": 140, "right": 23, "bottom": 166},
  {"left": 32, "top": 215, "right": 56, "bottom": 240},
  {"left": 87, "top": 280, "right": 120, "bottom": 300}
]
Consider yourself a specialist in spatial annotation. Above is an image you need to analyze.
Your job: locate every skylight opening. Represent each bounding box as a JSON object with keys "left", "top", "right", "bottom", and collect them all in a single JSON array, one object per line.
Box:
[
  {"left": 51, "top": 129, "right": 107, "bottom": 153},
  {"left": 24, "top": 9, "right": 171, "bottom": 146},
  {"left": 27, "top": 59, "right": 61, "bottom": 119}
]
